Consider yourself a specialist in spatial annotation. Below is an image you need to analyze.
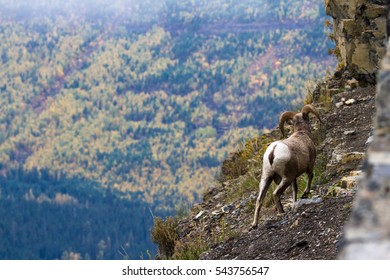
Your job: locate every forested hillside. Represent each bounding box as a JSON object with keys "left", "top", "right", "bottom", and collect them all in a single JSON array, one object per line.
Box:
[{"left": 0, "top": 0, "right": 336, "bottom": 259}]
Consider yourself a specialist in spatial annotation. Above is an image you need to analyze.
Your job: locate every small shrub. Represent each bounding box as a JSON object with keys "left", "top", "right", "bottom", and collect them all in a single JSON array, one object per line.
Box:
[
  {"left": 151, "top": 217, "right": 180, "bottom": 259},
  {"left": 219, "top": 134, "right": 272, "bottom": 182}
]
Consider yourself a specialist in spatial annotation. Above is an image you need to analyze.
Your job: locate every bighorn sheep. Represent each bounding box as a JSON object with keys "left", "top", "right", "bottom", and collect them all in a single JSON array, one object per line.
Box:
[{"left": 251, "top": 104, "right": 322, "bottom": 229}]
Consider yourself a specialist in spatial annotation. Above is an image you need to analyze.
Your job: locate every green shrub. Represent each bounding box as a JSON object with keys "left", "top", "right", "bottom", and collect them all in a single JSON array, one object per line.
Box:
[{"left": 151, "top": 217, "right": 180, "bottom": 259}]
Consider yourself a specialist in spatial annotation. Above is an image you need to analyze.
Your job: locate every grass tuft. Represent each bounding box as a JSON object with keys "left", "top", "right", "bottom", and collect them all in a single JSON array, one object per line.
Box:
[{"left": 151, "top": 216, "right": 180, "bottom": 260}]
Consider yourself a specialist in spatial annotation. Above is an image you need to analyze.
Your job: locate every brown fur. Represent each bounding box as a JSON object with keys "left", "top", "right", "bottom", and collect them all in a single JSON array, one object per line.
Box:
[
  {"left": 268, "top": 144, "right": 277, "bottom": 166},
  {"left": 282, "top": 130, "right": 316, "bottom": 177},
  {"left": 252, "top": 105, "right": 321, "bottom": 229}
]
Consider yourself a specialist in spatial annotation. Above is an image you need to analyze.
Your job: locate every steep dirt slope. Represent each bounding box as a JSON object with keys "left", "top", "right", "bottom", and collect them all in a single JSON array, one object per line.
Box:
[{"left": 172, "top": 80, "right": 376, "bottom": 260}]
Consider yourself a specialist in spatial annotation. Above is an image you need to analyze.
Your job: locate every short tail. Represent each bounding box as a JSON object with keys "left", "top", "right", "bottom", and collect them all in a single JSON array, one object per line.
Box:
[{"left": 268, "top": 144, "right": 277, "bottom": 166}]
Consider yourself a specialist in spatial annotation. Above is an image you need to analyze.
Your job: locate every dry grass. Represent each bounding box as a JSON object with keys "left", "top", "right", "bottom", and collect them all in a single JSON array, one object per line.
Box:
[{"left": 151, "top": 216, "right": 180, "bottom": 259}]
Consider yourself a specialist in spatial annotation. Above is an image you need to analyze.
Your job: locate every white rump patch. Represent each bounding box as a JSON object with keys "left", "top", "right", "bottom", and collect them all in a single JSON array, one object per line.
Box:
[{"left": 263, "top": 142, "right": 291, "bottom": 175}]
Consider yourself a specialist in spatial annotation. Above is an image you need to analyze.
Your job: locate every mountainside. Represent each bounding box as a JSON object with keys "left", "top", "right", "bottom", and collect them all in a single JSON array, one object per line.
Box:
[
  {"left": 0, "top": 0, "right": 335, "bottom": 259},
  {"left": 153, "top": 75, "right": 376, "bottom": 260}
]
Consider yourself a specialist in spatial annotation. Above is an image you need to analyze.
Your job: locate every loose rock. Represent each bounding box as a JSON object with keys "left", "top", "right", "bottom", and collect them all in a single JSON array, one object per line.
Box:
[
  {"left": 345, "top": 99, "right": 356, "bottom": 105},
  {"left": 341, "top": 171, "right": 363, "bottom": 189},
  {"left": 336, "top": 101, "right": 344, "bottom": 108},
  {"left": 221, "top": 204, "right": 234, "bottom": 213},
  {"left": 341, "top": 152, "right": 365, "bottom": 164},
  {"left": 212, "top": 210, "right": 222, "bottom": 219},
  {"left": 365, "top": 135, "right": 374, "bottom": 145},
  {"left": 293, "top": 197, "right": 323, "bottom": 210},
  {"left": 344, "top": 130, "right": 356, "bottom": 136},
  {"left": 194, "top": 210, "right": 207, "bottom": 221}
]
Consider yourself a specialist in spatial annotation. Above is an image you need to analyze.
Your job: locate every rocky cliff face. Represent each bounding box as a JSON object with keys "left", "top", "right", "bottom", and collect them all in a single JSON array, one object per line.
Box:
[
  {"left": 335, "top": 0, "right": 390, "bottom": 260},
  {"left": 325, "top": 0, "right": 388, "bottom": 77},
  {"left": 339, "top": 38, "right": 390, "bottom": 259}
]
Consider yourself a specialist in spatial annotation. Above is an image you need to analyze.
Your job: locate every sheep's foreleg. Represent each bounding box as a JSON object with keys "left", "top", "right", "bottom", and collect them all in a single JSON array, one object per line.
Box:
[{"left": 292, "top": 179, "right": 298, "bottom": 202}]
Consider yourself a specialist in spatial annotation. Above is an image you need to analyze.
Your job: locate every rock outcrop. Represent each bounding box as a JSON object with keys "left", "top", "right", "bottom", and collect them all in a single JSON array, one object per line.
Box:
[
  {"left": 325, "top": 0, "right": 389, "bottom": 77},
  {"left": 339, "top": 38, "right": 390, "bottom": 259}
]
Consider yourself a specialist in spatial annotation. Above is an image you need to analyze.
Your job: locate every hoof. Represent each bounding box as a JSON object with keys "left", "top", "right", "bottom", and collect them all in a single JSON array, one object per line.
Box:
[
  {"left": 251, "top": 224, "right": 258, "bottom": 230},
  {"left": 301, "top": 193, "right": 309, "bottom": 199}
]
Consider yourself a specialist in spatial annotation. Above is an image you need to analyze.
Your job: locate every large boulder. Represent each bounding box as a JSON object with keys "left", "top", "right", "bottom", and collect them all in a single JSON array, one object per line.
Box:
[{"left": 326, "top": 0, "right": 388, "bottom": 77}]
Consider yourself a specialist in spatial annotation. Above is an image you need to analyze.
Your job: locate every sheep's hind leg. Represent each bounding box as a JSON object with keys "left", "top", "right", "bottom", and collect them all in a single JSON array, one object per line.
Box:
[
  {"left": 251, "top": 176, "right": 273, "bottom": 229},
  {"left": 273, "top": 178, "right": 291, "bottom": 214}
]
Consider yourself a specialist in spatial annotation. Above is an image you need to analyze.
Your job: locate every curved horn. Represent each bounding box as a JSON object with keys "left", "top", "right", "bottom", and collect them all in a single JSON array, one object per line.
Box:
[
  {"left": 301, "top": 104, "right": 322, "bottom": 123},
  {"left": 279, "top": 111, "right": 296, "bottom": 138}
]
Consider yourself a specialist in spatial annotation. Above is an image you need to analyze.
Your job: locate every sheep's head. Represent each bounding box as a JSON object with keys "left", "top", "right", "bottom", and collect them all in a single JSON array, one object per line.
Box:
[{"left": 279, "top": 105, "right": 322, "bottom": 138}]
